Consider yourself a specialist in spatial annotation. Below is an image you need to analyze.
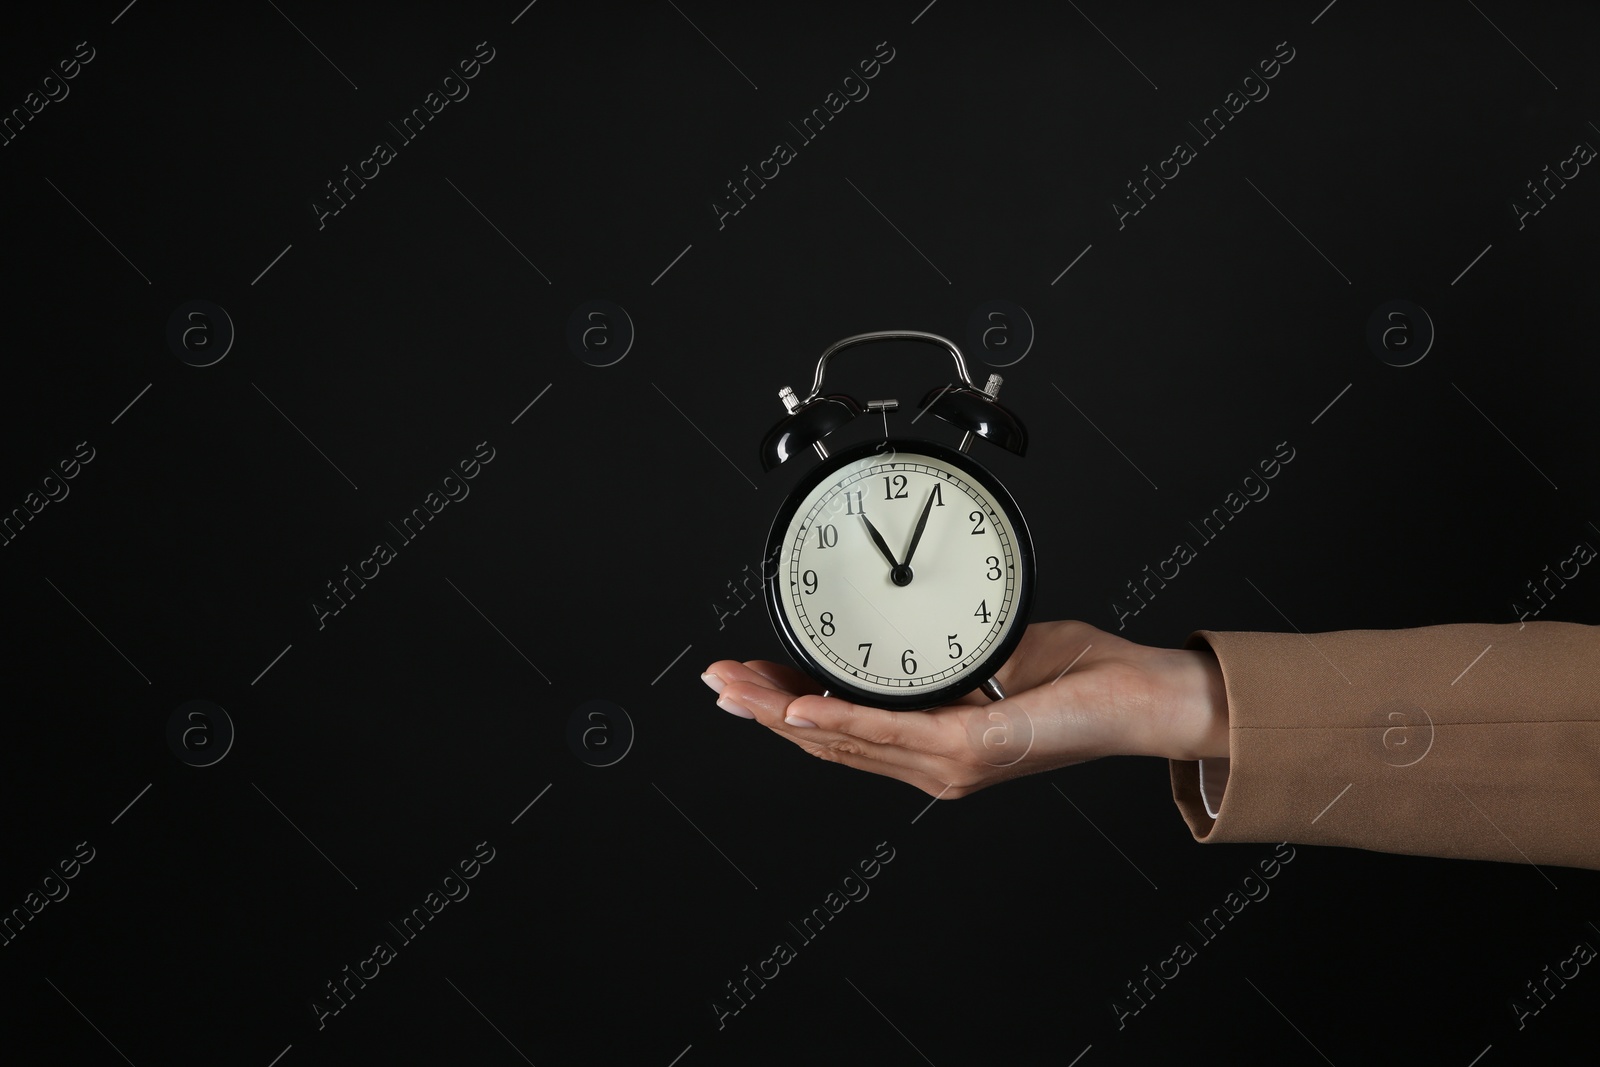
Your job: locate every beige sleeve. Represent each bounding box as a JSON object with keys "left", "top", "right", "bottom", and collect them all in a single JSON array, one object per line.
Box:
[{"left": 1169, "top": 621, "right": 1600, "bottom": 871}]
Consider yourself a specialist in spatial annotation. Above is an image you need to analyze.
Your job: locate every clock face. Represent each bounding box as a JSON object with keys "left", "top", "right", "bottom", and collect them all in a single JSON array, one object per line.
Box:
[{"left": 764, "top": 439, "right": 1034, "bottom": 709}]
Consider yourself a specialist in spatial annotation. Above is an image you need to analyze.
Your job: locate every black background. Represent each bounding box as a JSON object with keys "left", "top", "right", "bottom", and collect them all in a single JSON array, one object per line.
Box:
[{"left": 3, "top": 1, "right": 1597, "bottom": 1063}]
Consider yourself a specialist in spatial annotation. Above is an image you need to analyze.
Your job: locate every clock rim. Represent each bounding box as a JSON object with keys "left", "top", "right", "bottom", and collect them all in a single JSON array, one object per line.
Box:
[{"left": 762, "top": 437, "right": 1036, "bottom": 711}]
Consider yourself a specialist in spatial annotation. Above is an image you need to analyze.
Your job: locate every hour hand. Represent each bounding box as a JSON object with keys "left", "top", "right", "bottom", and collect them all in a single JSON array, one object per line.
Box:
[{"left": 858, "top": 513, "right": 901, "bottom": 570}]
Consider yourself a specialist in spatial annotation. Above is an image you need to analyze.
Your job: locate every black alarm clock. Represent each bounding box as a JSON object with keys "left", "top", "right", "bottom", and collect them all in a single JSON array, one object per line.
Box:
[{"left": 758, "top": 330, "right": 1035, "bottom": 710}]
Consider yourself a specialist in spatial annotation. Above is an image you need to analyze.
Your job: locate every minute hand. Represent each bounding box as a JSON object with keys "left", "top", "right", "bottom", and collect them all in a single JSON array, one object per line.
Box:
[{"left": 902, "top": 489, "right": 938, "bottom": 566}]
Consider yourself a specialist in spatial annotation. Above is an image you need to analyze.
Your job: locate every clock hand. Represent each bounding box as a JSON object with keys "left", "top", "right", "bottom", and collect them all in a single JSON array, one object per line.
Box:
[
  {"left": 901, "top": 487, "right": 938, "bottom": 567},
  {"left": 858, "top": 513, "right": 901, "bottom": 570}
]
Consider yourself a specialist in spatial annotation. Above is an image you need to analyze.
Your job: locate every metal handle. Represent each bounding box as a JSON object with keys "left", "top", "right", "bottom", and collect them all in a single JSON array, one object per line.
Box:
[{"left": 801, "top": 330, "right": 976, "bottom": 403}]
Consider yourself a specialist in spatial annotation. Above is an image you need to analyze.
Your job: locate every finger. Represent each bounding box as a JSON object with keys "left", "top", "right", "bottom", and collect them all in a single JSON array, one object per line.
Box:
[
  {"left": 727, "top": 657, "right": 981, "bottom": 706},
  {"left": 784, "top": 693, "right": 968, "bottom": 761},
  {"left": 705, "top": 659, "right": 977, "bottom": 769},
  {"left": 702, "top": 658, "right": 813, "bottom": 696},
  {"left": 742, "top": 659, "right": 824, "bottom": 695},
  {"left": 717, "top": 680, "right": 962, "bottom": 782},
  {"left": 705, "top": 658, "right": 987, "bottom": 707}
]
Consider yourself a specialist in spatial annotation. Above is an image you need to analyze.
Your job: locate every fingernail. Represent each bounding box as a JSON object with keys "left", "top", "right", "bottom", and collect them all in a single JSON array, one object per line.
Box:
[
  {"left": 700, "top": 672, "right": 725, "bottom": 695},
  {"left": 717, "top": 695, "right": 755, "bottom": 719},
  {"left": 784, "top": 714, "right": 818, "bottom": 729}
]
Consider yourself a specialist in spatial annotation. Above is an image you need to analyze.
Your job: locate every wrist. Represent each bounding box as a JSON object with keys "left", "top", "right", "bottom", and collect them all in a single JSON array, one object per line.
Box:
[{"left": 1151, "top": 646, "right": 1230, "bottom": 762}]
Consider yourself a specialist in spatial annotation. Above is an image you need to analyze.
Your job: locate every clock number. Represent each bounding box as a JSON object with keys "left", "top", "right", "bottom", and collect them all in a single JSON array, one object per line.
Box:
[
  {"left": 802, "top": 569, "right": 818, "bottom": 595},
  {"left": 857, "top": 642, "right": 872, "bottom": 667},
  {"left": 985, "top": 555, "right": 1002, "bottom": 580},
  {"left": 819, "top": 612, "right": 836, "bottom": 636},
  {"left": 816, "top": 524, "right": 838, "bottom": 549},
  {"left": 900, "top": 649, "right": 918, "bottom": 675},
  {"left": 931, "top": 483, "right": 944, "bottom": 506},
  {"left": 947, "top": 634, "right": 963, "bottom": 659},
  {"left": 969, "top": 510, "right": 985, "bottom": 535},
  {"left": 883, "top": 474, "right": 908, "bottom": 500},
  {"left": 843, "top": 490, "right": 864, "bottom": 515},
  {"left": 974, "top": 599, "right": 992, "bottom": 623}
]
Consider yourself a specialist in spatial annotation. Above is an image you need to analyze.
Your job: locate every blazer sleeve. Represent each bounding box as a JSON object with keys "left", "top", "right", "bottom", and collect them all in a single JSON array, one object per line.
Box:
[{"left": 1169, "top": 621, "right": 1600, "bottom": 871}]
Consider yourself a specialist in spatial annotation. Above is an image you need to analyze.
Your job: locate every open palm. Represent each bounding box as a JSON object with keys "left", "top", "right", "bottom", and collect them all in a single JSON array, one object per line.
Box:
[{"left": 703, "top": 620, "right": 1229, "bottom": 798}]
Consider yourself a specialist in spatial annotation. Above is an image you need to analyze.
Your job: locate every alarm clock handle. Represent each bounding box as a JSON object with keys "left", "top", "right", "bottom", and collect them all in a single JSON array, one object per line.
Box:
[
  {"left": 761, "top": 328, "right": 1027, "bottom": 471},
  {"left": 800, "top": 330, "right": 977, "bottom": 403}
]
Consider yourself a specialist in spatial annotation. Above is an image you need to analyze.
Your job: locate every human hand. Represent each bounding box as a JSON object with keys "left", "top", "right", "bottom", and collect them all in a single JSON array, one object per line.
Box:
[{"left": 702, "top": 620, "right": 1229, "bottom": 798}]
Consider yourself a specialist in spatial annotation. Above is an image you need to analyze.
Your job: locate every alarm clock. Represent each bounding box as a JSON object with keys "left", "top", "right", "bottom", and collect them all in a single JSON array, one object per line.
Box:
[{"left": 758, "top": 330, "right": 1035, "bottom": 710}]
